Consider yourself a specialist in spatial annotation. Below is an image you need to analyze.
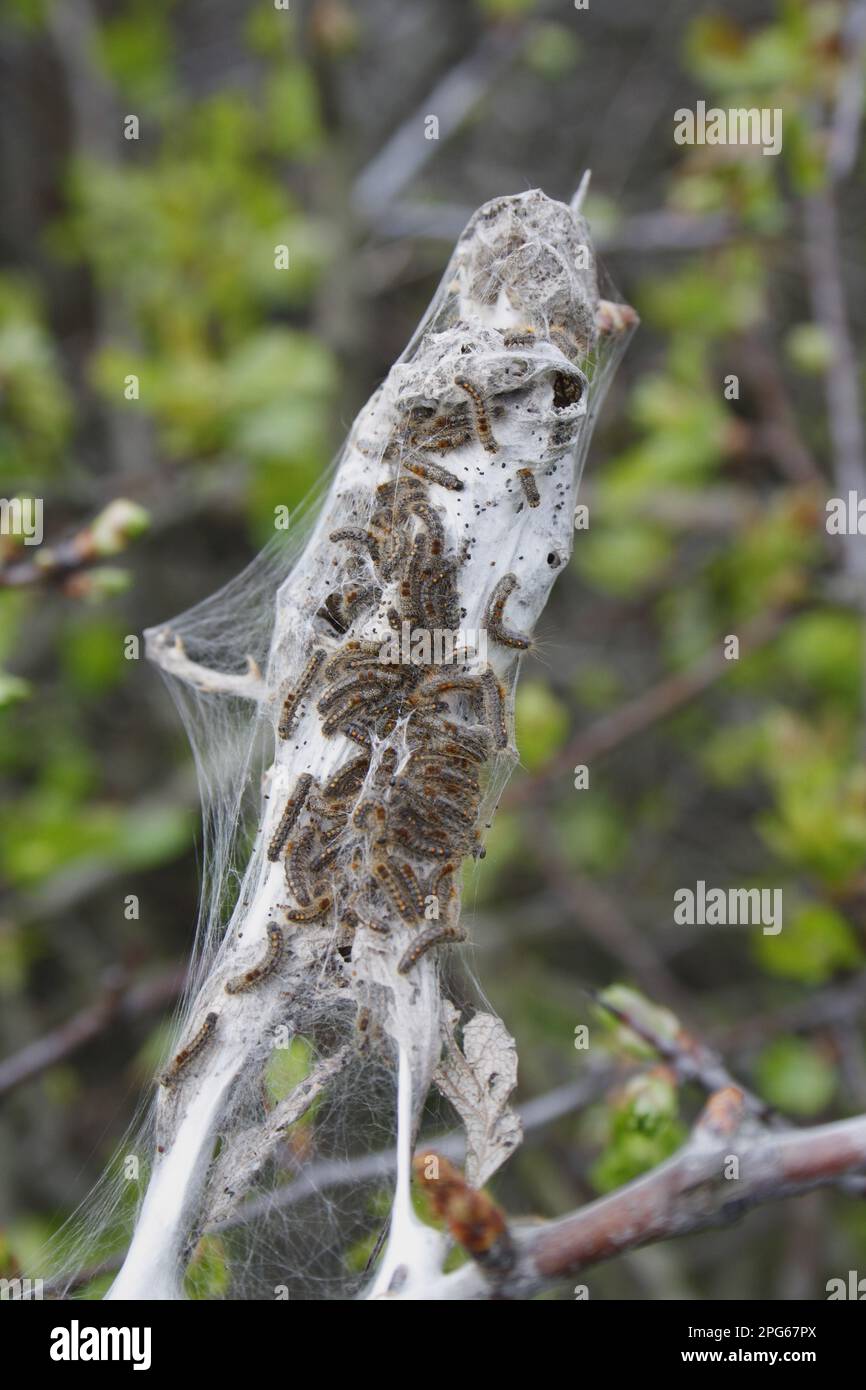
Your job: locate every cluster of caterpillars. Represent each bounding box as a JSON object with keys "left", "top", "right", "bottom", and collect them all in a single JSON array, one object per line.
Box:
[
  {"left": 160, "top": 381, "right": 536, "bottom": 1085},
  {"left": 270, "top": 452, "right": 532, "bottom": 987}
]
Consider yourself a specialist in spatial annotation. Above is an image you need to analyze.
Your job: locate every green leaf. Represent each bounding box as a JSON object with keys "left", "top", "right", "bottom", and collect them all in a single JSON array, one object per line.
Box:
[
  {"left": 755, "top": 901, "right": 862, "bottom": 984},
  {"left": 755, "top": 1037, "right": 836, "bottom": 1116},
  {"left": 514, "top": 680, "right": 569, "bottom": 770}
]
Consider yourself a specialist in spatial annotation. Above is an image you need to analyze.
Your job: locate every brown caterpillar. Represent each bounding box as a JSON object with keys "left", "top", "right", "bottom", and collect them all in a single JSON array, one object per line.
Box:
[
  {"left": 516, "top": 468, "right": 540, "bottom": 508},
  {"left": 485, "top": 574, "right": 531, "bottom": 651},
  {"left": 397, "top": 923, "right": 466, "bottom": 975},
  {"left": 405, "top": 405, "right": 472, "bottom": 454},
  {"left": 342, "top": 583, "right": 380, "bottom": 622},
  {"left": 310, "top": 841, "right": 343, "bottom": 875},
  {"left": 225, "top": 925, "right": 283, "bottom": 995},
  {"left": 267, "top": 773, "right": 313, "bottom": 861},
  {"left": 403, "top": 457, "right": 464, "bottom": 491},
  {"left": 283, "top": 896, "right": 332, "bottom": 924},
  {"left": 160, "top": 1011, "right": 218, "bottom": 1088},
  {"left": 390, "top": 821, "right": 453, "bottom": 860},
  {"left": 285, "top": 826, "right": 317, "bottom": 905},
  {"left": 394, "top": 861, "right": 426, "bottom": 920},
  {"left": 454, "top": 376, "right": 498, "bottom": 454},
  {"left": 502, "top": 326, "right": 537, "bottom": 348},
  {"left": 324, "top": 640, "right": 383, "bottom": 675},
  {"left": 344, "top": 721, "right": 374, "bottom": 749},
  {"left": 329, "top": 527, "right": 380, "bottom": 564},
  {"left": 343, "top": 905, "right": 390, "bottom": 937},
  {"left": 408, "top": 499, "right": 446, "bottom": 556},
  {"left": 372, "top": 859, "right": 422, "bottom": 922},
  {"left": 317, "top": 593, "right": 348, "bottom": 635},
  {"left": 322, "top": 756, "right": 369, "bottom": 800},
  {"left": 278, "top": 650, "right": 326, "bottom": 738},
  {"left": 480, "top": 667, "right": 508, "bottom": 748}
]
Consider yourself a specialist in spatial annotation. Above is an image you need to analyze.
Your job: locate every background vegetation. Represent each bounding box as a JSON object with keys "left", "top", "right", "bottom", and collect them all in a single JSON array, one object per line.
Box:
[{"left": 2, "top": 0, "right": 865, "bottom": 1298}]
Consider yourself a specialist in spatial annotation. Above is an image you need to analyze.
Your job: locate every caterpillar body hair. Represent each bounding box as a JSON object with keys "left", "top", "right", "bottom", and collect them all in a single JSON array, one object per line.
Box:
[
  {"left": 278, "top": 650, "right": 326, "bottom": 738},
  {"left": 317, "top": 593, "right": 348, "bottom": 635},
  {"left": 394, "top": 861, "right": 425, "bottom": 920},
  {"left": 160, "top": 1011, "right": 219, "bottom": 1088},
  {"left": 397, "top": 923, "right": 466, "bottom": 975},
  {"left": 283, "top": 896, "right": 332, "bottom": 924},
  {"left": 329, "top": 527, "right": 381, "bottom": 564},
  {"left": 403, "top": 457, "right": 464, "bottom": 491},
  {"left": 480, "top": 667, "right": 509, "bottom": 748},
  {"left": 516, "top": 468, "right": 540, "bottom": 507},
  {"left": 225, "top": 925, "right": 284, "bottom": 995},
  {"left": 454, "top": 375, "right": 498, "bottom": 453},
  {"left": 485, "top": 574, "right": 531, "bottom": 650},
  {"left": 310, "top": 840, "right": 344, "bottom": 875},
  {"left": 267, "top": 774, "right": 313, "bottom": 861},
  {"left": 285, "top": 825, "right": 317, "bottom": 905},
  {"left": 372, "top": 860, "right": 422, "bottom": 923},
  {"left": 343, "top": 906, "right": 390, "bottom": 937},
  {"left": 408, "top": 499, "right": 446, "bottom": 556}
]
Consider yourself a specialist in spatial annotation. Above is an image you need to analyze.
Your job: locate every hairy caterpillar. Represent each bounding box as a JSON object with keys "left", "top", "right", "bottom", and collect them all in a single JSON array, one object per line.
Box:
[
  {"left": 160, "top": 1012, "right": 218, "bottom": 1088},
  {"left": 397, "top": 923, "right": 466, "bottom": 975},
  {"left": 479, "top": 667, "right": 509, "bottom": 749},
  {"left": 454, "top": 376, "right": 498, "bottom": 454},
  {"left": 372, "top": 859, "right": 422, "bottom": 922},
  {"left": 225, "top": 925, "right": 283, "bottom": 995},
  {"left": 283, "top": 896, "right": 333, "bottom": 924},
  {"left": 329, "top": 527, "right": 381, "bottom": 564},
  {"left": 402, "top": 458, "right": 464, "bottom": 491},
  {"left": 484, "top": 574, "right": 531, "bottom": 650},
  {"left": 267, "top": 773, "right": 314, "bottom": 861},
  {"left": 278, "top": 650, "right": 326, "bottom": 738},
  {"left": 516, "top": 468, "right": 540, "bottom": 507},
  {"left": 285, "top": 826, "right": 317, "bottom": 905},
  {"left": 317, "top": 592, "right": 348, "bottom": 635}
]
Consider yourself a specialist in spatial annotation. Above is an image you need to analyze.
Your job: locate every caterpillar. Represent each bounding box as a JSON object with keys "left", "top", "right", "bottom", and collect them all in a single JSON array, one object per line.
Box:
[
  {"left": 343, "top": 906, "right": 390, "bottom": 937},
  {"left": 317, "top": 593, "right": 348, "bottom": 635},
  {"left": 225, "top": 925, "right": 283, "bottom": 995},
  {"left": 516, "top": 468, "right": 540, "bottom": 508},
  {"left": 480, "top": 667, "right": 509, "bottom": 749},
  {"left": 454, "top": 376, "right": 498, "bottom": 454},
  {"left": 329, "top": 527, "right": 381, "bottom": 564},
  {"left": 267, "top": 773, "right": 314, "bottom": 861},
  {"left": 310, "top": 840, "right": 344, "bottom": 875},
  {"left": 372, "top": 859, "right": 422, "bottom": 922},
  {"left": 408, "top": 499, "right": 446, "bottom": 556},
  {"left": 278, "top": 650, "right": 326, "bottom": 738},
  {"left": 285, "top": 826, "right": 317, "bottom": 905},
  {"left": 319, "top": 756, "right": 369, "bottom": 800},
  {"left": 484, "top": 574, "right": 531, "bottom": 651},
  {"left": 402, "top": 457, "right": 464, "bottom": 491},
  {"left": 160, "top": 1011, "right": 218, "bottom": 1088},
  {"left": 397, "top": 923, "right": 466, "bottom": 975},
  {"left": 405, "top": 407, "right": 472, "bottom": 454},
  {"left": 283, "top": 896, "right": 332, "bottom": 924}
]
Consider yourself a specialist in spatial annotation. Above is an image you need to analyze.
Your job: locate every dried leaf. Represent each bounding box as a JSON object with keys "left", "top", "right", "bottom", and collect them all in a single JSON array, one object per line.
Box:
[{"left": 434, "top": 1004, "right": 522, "bottom": 1187}]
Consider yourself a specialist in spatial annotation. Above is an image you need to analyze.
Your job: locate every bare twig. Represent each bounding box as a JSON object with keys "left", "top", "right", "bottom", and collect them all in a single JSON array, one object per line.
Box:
[
  {"left": 0, "top": 965, "right": 184, "bottom": 1098},
  {"left": 0, "top": 500, "right": 149, "bottom": 591},
  {"left": 352, "top": 29, "right": 524, "bottom": 224}
]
